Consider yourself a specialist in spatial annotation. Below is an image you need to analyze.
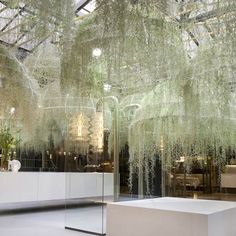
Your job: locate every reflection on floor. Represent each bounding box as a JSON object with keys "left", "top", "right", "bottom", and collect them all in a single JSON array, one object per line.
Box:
[
  {"left": 0, "top": 210, "right": 94, "bottom": 236},
  {"left": 66, "top": 205, "right": 106, "bottom": 234}
]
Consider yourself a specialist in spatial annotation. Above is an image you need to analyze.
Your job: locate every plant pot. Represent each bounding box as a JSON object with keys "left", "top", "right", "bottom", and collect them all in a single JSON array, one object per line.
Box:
[
  {"left": 0, "top": 158, "right": 8, "bottom": 171},
  {"left": 0, "top": 148, "right": 9, "bottom": 171}
]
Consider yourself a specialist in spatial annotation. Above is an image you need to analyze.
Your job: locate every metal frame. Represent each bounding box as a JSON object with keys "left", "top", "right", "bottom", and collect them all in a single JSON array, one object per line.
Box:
[
  {"left": 65, "top": 227, "right": 106, "bottom": 236},
  {"left": 0, "top": 0, "right": 94, "bottom": 53},
  {"left": 0, "top": 1, "right": 226, "bottom": 55}
]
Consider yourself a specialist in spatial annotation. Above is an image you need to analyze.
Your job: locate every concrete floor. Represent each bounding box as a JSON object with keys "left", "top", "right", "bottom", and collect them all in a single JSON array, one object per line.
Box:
[{"left": 0, "top": 209, "right": 95, "bottom": 236}]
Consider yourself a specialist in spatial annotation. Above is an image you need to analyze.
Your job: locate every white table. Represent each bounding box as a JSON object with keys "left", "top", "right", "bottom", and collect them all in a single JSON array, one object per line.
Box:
[{"left": 106, "top": 197, "right": 236, "bottom": 236}]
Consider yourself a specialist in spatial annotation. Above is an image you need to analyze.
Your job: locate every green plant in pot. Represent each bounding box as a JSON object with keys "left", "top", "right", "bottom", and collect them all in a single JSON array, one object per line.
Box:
[{"left": 0, "top": 128, "right": 19, "bottom": 171}]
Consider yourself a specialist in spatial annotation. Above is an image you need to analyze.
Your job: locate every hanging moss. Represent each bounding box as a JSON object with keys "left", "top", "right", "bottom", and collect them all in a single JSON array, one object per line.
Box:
[
  {"left": 1, "top": 0, "right": 235, "bottom": 190},
  {"left": 61, "top": 0, "right": 187, "bottom": 97},
  {"left": 129, "top": 39, "right": 236, "bottom": 194},
  {"left": 0, "top": 45, "right": 37, "bottom": 144}
]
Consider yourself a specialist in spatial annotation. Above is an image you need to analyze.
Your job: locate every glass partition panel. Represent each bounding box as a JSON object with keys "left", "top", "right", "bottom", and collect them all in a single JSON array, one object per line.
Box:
[
  {"left": 65, "top": 172, "right": 105, "bottom": 235},
  {"left": 65, "top": 98, "right": 108, "bottom": 235}
]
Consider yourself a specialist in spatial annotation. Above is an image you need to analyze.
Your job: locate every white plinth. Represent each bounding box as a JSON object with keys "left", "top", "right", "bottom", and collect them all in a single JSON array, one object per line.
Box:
[{"left": 106, "top": 197, "right": 236, "bottom": 236}]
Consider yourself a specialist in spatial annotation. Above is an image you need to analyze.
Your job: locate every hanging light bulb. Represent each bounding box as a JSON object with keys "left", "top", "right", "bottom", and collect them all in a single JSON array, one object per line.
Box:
[
  {"left": 104, "top": 83, "right": 112, "bottom": 92},
  {"left": 92, "top": 48, "right": 102, "bottom": 57},
  {"left": 10, "top": 107, "right": 15, "bottom": 115}
]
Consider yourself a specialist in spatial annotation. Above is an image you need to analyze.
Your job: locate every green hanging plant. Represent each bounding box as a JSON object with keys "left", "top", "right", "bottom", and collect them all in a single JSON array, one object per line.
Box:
[{"left": 0, "top": 128, "right": 21, "bottom": 170}]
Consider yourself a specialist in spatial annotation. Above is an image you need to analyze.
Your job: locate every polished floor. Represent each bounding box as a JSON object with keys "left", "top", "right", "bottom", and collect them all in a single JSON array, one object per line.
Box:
[
  {"left": 66, "top": 205, "right": 106, "bottom": 234},
  {"left": 0, "top": 209, "right": 95, "bottom": 236},
  {"left": 1, "top": 193, "right": 236, "bottom": 236}
]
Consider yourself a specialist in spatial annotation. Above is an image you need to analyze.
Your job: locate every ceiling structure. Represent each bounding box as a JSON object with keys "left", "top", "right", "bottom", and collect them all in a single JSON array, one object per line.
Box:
[
  {"left": 0, "top": 0, "right": 235, "bottom": 97},
  {"left": 0, "top": 0, "right": 96, "bottom": 57},
  {"left": 0, "top": 0, "right": 232, "bottom": 57}
]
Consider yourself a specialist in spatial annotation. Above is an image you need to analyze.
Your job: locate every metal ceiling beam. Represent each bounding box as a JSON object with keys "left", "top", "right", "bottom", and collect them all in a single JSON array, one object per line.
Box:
[
  {"left": 12, "top": 31, "right": 27, "bottom": 45},
  {"left": 0, "top": 6, "right": 24, "bottom": 32},
  {"left": 30, "top": 31, "right": 55, "bottom": 53},
  {"left": 0, "top": 0, "right": 94, "bottom": 53},
  {"left": 82, "top": 8, "right": 91, "bottom": 13},
  {"left": 0, "top": 5, "right": 7, "bottom": 14},
  {"left": 0, "top": 38, "right": 30, "bottom": 52},
  {"left": 0, "top": 38, "right": 30, "bottom": 60},
  {"left": 185, "top": 29, "right": 199, "bottom": 46},
  {"left": 188, "top": 5, "right": 236, "bottom": 24},
  {"left": 1, "top": 1, "right": 225, "bottom": 55},
  {"left": 13, "top": 21, "right": 38, "bottom": 45},
  {"left": 0, "top": 22, "right": 22, "bottom": 37},
  {"left": 76, "top": 0, "right": 92, "bottom": 13},
  {"left": 0, "top": 0, "right": 33, "bottom": 13},
  {"left": 15, "top": 28, "right": 54, "bottom": 50},
  {"left": 204, "top": 23, "right": 216, "bottom": 39}
]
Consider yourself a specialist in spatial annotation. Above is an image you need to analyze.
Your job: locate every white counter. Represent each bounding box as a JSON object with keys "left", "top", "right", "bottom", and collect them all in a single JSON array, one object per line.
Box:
[
  {"left": 107, "top": 197, "right": 236, "bottom": 236},
  {"left": 0, "top": 172, "right": 113, "bottom": 204}
]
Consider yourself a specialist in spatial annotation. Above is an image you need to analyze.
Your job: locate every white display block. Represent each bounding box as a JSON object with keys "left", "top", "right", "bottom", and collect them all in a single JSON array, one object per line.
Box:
[
  {"left": 106, "top": 197, "right": 236, "bottom": 236},
  {"left": 0, "top": 172, "right": 113, "bottom": 203}
]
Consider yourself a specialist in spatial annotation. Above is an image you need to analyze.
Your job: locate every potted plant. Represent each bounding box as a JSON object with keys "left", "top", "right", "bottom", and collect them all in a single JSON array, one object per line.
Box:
[{"left": 0, "top": 127, "right": 20, "bottom": 171}]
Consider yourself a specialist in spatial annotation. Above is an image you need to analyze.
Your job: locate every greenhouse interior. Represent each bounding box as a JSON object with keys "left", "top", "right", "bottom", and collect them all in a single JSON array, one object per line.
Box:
[{"left": 0, "top": 0, "right": 236, "bottom": 235}]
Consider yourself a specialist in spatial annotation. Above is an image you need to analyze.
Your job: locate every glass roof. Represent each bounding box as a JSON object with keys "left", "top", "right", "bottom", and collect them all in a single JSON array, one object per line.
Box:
[
  {"left": 0, "top": 0, "right": 97, "bottom": 52},
  {"left": 0, "top": 0, "right": 232, "bottom": 57}
]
